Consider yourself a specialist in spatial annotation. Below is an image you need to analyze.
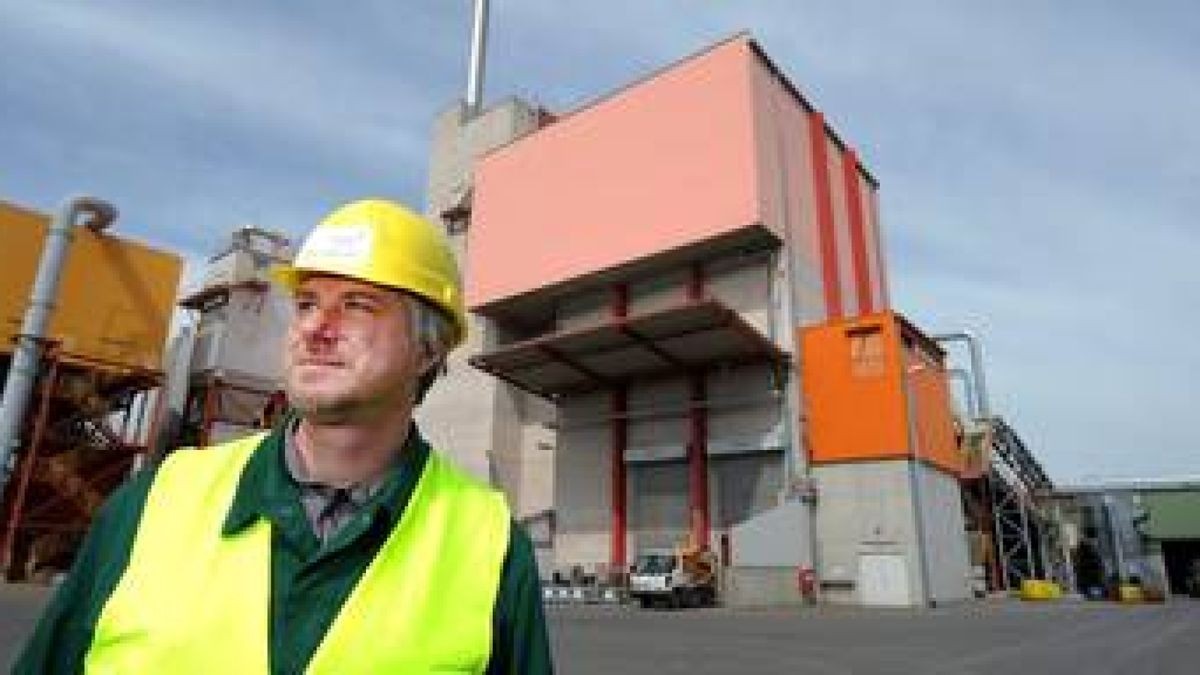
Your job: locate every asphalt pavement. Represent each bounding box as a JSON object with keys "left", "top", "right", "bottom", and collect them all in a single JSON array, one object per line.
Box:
[
  {"left": 3, "top": 583, "right": 1197, "bottom": 673},
  {"left": 548, "top": 599, "right": 1199, "bottom": 674}
]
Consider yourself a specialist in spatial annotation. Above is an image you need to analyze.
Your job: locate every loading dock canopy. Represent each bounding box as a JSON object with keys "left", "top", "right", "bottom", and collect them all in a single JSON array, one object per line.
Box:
[{"left": 469, "top": 299, "right": 787, "bottom": 398}]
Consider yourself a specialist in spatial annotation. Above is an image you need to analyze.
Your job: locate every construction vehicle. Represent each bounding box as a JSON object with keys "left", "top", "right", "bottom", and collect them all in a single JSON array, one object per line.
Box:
[{"left": 628, "top": 543, "right": 718, "bottom": 609}]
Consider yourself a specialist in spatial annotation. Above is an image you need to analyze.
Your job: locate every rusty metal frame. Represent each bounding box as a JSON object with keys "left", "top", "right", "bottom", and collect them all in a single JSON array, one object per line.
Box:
[{"left": 1, "top": 352, "right": 60, "bottom": 569}]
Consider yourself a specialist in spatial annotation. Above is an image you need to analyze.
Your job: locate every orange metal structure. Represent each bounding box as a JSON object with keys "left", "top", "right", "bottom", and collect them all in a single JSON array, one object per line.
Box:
[
  {"left": 800, "top": 312, "right": 963, "bottom": 475},
  {"left": 1, "top": 201, "right": 183, "bottom": 371}
]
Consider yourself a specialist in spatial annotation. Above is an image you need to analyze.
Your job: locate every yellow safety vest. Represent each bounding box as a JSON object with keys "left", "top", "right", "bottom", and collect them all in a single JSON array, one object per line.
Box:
[{"left": 85, "top": 433, "right": 510, "bottom": 674}]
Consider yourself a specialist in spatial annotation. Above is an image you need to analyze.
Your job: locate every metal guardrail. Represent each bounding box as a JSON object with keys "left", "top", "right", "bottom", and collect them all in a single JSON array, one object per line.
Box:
[{"left": 542, "top": 584, "right": 627, "bottom": 605}]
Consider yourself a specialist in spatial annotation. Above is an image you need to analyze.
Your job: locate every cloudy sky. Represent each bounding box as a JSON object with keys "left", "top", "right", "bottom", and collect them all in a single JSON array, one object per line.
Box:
[{"left": 2, "top": 1, "right": 1196, "bottom": 484}]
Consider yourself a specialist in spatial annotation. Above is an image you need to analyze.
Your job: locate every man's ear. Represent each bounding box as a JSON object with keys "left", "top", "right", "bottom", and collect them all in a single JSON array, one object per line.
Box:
[
  {"left": 416, "top": 341, "right": 442, "bottom": 375},
  {"left": 414, "top": 358, "right": 445, "bottom": 404}
]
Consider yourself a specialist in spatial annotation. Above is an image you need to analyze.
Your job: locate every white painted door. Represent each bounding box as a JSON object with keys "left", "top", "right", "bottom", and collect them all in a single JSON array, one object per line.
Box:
[{"left": 857, "top": 554, "right": 912, "bottom": 606}]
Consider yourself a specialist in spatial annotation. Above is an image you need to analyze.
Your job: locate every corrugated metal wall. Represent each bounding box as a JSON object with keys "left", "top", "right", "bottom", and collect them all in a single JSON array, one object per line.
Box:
[
  {"left": 712, "top": 453, "right": 783, "bottom": 529},
  {"left": 629, "top": 461, "right": 689, "bottom": 550}
]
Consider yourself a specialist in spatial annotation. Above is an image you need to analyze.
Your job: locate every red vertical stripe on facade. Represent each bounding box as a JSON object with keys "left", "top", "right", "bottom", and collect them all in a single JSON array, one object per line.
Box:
[
  {"left": 842, "top": 149, "right": 874, "bottom": 314},
  {"left": 807, "top": 111, "right": 843, "bottom": 319}
]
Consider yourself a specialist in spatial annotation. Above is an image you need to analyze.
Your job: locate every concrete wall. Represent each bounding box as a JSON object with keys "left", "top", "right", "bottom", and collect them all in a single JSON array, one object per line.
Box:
[
  {"left": 813, "top": 460, "right": 970, "bottom": 606},
  {"left": 916, "top": 462, "right": 972, "bottom": 603},
  {"left": 419, "top": 98, "right": 544, "bottom": 498},
  {"left": 729, "top": 499, "right": 810, "bottom": 566},
  {"left": 549, "top": 252, "right": 771, "bottom": 332},
  {"left": 516, "top": 394, "right": 557, "bottom": 520},
  {"left": 554, "top": 392, "right": 611, "bottom": 567},
  {"left": 723, "top": 566, "right": 806, "bottom": 607},
  {"left": 706, "top": 252, "right": 772, "bottom": 334},
  {"left": 425, "top": 99, "right": 542, "bottom": 221}
]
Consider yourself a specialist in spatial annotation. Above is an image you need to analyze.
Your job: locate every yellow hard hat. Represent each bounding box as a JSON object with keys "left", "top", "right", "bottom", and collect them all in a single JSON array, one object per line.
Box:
[{"left": 272, "top": 198, "right": 467, "bottom": 348}]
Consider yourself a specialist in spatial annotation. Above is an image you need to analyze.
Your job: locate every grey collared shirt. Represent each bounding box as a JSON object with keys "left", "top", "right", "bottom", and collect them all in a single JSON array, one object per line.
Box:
[{"left": 283, "top": 420, "right": 390, "bottom": 544}]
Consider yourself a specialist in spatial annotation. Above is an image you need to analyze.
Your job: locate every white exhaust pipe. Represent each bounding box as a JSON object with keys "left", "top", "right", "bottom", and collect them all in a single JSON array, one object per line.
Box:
[{"left": 465, "top": 0, "right": 491, "bottom": 117}]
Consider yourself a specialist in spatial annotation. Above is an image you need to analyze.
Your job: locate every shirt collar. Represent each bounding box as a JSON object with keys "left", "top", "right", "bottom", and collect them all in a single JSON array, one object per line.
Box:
[
  {"left": 222, "top": 414, "right": 430, "bottom": 536},
  {"left": 282, "top": 417, "right": 391, "bottom": 506}
]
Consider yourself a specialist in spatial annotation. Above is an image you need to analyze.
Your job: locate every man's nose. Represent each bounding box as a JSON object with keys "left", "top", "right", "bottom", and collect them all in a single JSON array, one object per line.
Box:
[{"left": 298, "top": 305, "right": 342, "bottom": 342}]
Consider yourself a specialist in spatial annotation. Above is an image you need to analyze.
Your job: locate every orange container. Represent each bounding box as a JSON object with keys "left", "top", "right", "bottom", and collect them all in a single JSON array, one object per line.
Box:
[
  {"left": 1, "top": 200, "right": 183, "bottom": 371},
  {"left": 800, "top": 312, "right": 962, "bottom": 475}
]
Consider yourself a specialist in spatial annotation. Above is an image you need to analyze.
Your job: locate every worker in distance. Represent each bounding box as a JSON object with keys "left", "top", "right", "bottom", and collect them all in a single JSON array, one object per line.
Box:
[{"left": 17, "top": 198, "right": 553, "bottom": 673}]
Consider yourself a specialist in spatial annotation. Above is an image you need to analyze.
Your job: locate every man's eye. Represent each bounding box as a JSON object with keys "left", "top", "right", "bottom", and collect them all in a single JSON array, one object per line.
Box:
[
  {"left": 295, "top": 299, "right": 317, "bottom": 313},
  {"left": 345, "top": 299, "right": 376, "bottom": 313}
]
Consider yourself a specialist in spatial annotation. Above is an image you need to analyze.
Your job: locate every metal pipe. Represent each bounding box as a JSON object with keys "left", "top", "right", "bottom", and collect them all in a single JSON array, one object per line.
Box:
[
  {"left": 0, "top": 195, "right": 117, "bottom": 495},
  {"left": 901, "top": 355, "right": 934, "bottom": 606},
  {"left": 932, "top": 331, "right": 991, "bottom": 420},
  {"left": 946, "top": 368, "right": 978, "bottom": 419},
  {"left": 465, "top": 0, "right": 490, "bottom": 117}
]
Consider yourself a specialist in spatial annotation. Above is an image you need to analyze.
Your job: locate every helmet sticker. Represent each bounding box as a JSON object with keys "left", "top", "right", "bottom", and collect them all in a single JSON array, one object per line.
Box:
[{"left": 299, "top": 225, "right": 374, "bottom": 265}]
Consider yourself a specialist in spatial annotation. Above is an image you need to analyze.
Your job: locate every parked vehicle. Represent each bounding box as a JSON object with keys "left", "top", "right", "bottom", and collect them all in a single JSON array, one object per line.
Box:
[{"left": 628, "top": 546, "right": 717, "bottom": 609}]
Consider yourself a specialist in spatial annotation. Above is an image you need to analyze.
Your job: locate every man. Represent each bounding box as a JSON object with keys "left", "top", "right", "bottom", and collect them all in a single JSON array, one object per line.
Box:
[{"left": 16, "top": 199, "right": 553, "bottom": 673}]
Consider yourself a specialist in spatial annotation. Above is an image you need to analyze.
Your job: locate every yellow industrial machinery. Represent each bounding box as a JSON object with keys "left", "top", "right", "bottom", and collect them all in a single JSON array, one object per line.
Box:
[{"left": 0, "top": 200, "right": 181, "bottom": 580}]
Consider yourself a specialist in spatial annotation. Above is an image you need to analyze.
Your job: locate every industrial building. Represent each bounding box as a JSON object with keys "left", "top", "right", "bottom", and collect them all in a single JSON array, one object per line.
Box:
[
  {"left": 0, "top": 34, "right": 1070, "bottom": 608},
  {"left": 418, "top": 34, "right": 1053, "bottom": 606},
  {"left": 1050, "top": 481, "right": 1200, "bottom": 598},
  {"left": 165, "top": 227, "right": 293, "bottom": 448}
]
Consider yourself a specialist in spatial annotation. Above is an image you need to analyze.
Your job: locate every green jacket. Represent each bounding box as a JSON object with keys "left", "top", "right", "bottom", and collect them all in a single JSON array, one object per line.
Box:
[{"left": 14, "top": 422, "right": 553, "bottom": 674}]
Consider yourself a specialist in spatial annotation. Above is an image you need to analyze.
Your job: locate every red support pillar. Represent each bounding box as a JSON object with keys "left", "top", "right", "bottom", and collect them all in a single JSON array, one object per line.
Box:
[
  {"left": 610, "top": 387, "right": 628, "bottom": 569},
  {"left": 2, "top": 356, "right": 59, "bottom": 573},
  {"left": 609, "top": 284, "right": 629, "bottom": 569},
  {"left": 688, "top": 372, "right": 710, "bottom": 549}
]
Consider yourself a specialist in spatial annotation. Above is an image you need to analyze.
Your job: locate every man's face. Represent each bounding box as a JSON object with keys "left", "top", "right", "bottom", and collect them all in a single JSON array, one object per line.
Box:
[{"left": 283, "top": 274, "right": 429, "bottom": 424}]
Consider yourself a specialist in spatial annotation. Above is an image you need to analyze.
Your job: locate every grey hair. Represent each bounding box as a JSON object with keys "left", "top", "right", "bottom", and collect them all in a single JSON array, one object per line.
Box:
[
  {"left": 409, "top": 297, "right": 453, "bottom": 361},
  {"left": 407, "top": 296, "right": 453, "bottom": 403}
]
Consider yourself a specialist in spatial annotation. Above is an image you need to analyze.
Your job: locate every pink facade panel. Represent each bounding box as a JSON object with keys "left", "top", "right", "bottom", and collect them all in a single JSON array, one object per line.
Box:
[{"left": 467, "top": 38, "right": 763, "bottom": 309}]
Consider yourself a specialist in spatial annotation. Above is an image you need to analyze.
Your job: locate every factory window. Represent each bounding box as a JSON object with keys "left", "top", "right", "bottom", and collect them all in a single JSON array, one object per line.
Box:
[{"left": 847, "top": 326, "right": 885, "bottom": 378}]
